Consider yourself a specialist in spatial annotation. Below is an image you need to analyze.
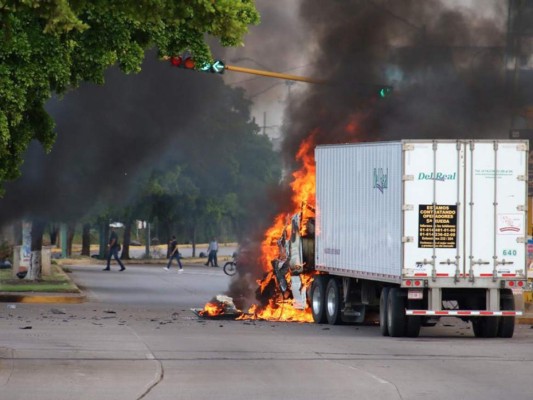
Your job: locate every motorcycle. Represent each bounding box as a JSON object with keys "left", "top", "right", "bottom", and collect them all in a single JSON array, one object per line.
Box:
[{"left": 223, "top": 252, "right": 238, "bottom": 276}]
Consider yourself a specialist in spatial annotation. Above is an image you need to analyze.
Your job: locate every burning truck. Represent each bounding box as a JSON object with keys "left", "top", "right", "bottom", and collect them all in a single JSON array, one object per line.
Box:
[{"left": 202, "top": 139, "right": 528, "bottom": 338}]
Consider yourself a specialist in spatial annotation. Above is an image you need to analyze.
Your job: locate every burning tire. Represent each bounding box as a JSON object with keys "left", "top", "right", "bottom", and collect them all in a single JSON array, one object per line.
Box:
[
  {"left": 497, "top": 289, "right": 515, "bottom": 338},
  {"left": 387, "top": 288, "right": 406, "bottom": 337},
  {"left": 379, "top": 287, "right": 390, "bottom": 336},
  {"left": 325, "top": 278, "right": 343, "bottom": 325},
  {"left": 311, "top": 275, "right": 328, "bottom": 324}
]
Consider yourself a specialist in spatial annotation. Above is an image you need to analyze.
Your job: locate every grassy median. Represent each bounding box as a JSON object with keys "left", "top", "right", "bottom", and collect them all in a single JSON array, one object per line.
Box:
[{"left": 0, "top": 265, "right": 80, "bottom": 293}]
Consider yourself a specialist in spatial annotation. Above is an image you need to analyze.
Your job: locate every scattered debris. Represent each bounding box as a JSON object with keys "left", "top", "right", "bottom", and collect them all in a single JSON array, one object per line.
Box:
[
  {"left": 194, "top": 295, "right": 242, "bottom": 319},
  {"left": 103, "top": 310, "right": 116, "bottom": 314},
  {"left": 19, "top": 326, "right": 32, "bottom": 329},
  {"left": 51, "top": 308, "right": 66, "bottom": 315},
  {"left": 6, "top": 304, "right": 16, "bottom": 309}
]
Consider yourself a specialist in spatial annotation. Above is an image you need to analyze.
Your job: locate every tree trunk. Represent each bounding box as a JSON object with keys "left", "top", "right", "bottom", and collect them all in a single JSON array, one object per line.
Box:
[
  {"left": 165, "top": 221, "right": 171, "bottom": 258},
  {"left": 26, "top": 219, "right": 45, "bottom": 280},
  {"left": 99, "top": 222, "right": 109, "bottom": 260},
  {"left": 81, "top": 223, "right": 91, "bottom": 256},
  {"left": 49, "top": 223, "right": 59, "bottom": 246},
  {"left": 191, "top": 224, "right": 197, "bottom": 257},
  {"left": 66, "top": 222, "right": 76, "bottom": 257},
  {"left": 121, "top": 220, "right": 132, "bottom": 260}
]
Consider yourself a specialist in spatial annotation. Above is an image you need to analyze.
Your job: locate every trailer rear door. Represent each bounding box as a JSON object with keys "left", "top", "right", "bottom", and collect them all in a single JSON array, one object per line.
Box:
[
  {"left": 403, "top": 140, "right": 528, "bottom": 282},
  {"left": 403, "top": 141, "right": 465, "bottom": 279}
]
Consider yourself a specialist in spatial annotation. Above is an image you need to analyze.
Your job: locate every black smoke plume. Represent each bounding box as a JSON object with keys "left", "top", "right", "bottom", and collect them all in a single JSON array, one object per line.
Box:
[
  {"left": 284, "top": 0, "right": 514, "bottom": 168},
  {"left": 0, "top": 53, "right": 274, "bottom": 228}
]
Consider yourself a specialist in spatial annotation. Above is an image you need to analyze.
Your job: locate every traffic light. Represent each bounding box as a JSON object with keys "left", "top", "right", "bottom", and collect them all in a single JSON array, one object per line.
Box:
[
  {"left": 376, "top": 85, "right": 393, "bottom": 98},
  {"left": 168, "top": 55, "right": 225, "bottom": 74}
]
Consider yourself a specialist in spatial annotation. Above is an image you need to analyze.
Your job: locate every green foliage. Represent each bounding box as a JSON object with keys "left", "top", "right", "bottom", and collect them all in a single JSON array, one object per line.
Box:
[
  {"left": 0, "top": 239, "right": 11, "bottom": 261},
  {"left": 130, "top": 82, "right": 282, "bottom": 243},
  {"left": 0, "top": 0, "right": 259, "bottom": 193}
]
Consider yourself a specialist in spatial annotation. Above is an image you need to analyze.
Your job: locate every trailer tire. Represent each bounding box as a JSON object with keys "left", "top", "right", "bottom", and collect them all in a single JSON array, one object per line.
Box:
[
  {"left": 325, "top": 278, "right": 343, "bottom": 325},
  {"left": 472, "top": 317, "right": 499, "bottom": 338},
  {"left": 387, "top": 288, "right": 406, "bottom": 337},
  {"left": 311, "top": 275, "right": 328, "bottom": 324},
  {"left": 405, "top": 300, "right": 421, "bottom": 337},
  {"left": 498, "top": 289, "right": 515, "bottom": 338},
  {"left": 472, "top": 318, "right": 483, "bottom": 337},
  {"left": 379, "top": 287, "right": 390, "bottom": 336}
]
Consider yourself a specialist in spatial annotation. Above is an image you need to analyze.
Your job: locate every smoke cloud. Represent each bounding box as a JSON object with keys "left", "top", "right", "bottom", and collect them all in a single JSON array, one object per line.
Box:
[
  {"left": 0, "top": 54, "right": 260, "bottom": 224},
  {"left": 283, "top": 0, "right": 513, "bottom": 168}
]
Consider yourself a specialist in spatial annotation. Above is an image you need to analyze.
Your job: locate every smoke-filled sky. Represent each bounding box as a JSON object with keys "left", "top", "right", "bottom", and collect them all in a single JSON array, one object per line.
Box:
[
  {"left": 282, "top": 0, "right": 514, "bottom": 168},
  {"left": 0, "top": 0, "right": 522, "bottom": 230},
  {"left": 0, "top": 55, "right": 253, "bottom": 224}
]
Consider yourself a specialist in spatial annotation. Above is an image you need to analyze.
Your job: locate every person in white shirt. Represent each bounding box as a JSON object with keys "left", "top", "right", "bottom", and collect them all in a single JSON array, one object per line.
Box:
[{"left": 205, "top": 238, "right": 219, "bottom": 267}]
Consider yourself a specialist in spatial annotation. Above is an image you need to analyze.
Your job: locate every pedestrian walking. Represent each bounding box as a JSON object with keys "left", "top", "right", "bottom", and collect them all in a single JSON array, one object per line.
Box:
[
  {"left": 103, "top": 227, "right": 126, "bottom": 271},
  {"left": 164, "top": 235, "right": 183, "bottom": 273},
  {"left": 205, "top": 237, "right": 219, "bottom": 267}
]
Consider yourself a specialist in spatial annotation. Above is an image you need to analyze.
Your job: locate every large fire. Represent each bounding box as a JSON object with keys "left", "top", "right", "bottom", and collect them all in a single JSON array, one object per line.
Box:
[
  {"left": 238, "top": 131, "right": 318, "bottom": 322},
  {"left": 200, "top": 131, "right": 319, "bottom": 322}
]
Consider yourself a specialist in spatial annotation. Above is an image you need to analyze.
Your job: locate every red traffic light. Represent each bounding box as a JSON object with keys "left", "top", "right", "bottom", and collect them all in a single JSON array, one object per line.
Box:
[
  {"left": 184, "top": 57, "right": 195, "bottom": 69},
  {"left": 170, "top": 56, "right": 182, "bottom": 67}
]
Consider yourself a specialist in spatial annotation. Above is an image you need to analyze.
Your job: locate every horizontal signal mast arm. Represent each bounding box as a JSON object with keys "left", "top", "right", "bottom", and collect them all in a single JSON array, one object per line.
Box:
[{"left": 224, "top": 65, "right": 326, "bottom": 84}]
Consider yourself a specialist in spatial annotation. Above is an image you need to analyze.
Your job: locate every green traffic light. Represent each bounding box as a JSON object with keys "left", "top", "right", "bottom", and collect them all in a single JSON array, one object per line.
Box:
[
  {"left": 200, "top": 62, "right": 212, "bottom": 72},
  {"left": 379, "top": 86, "right": 392, "bottom": 98}
]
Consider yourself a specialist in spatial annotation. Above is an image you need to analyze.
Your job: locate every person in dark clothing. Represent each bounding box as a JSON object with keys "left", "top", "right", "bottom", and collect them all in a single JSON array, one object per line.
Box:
[
  {"left": 103, "top": 227, "right": 126, "bottom": 271},
  {"left": 164, "top": 235, "right": 183, "bottom": 273}
]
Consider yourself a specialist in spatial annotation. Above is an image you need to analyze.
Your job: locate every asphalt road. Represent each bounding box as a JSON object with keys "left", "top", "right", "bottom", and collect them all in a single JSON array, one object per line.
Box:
[{"left": 1, "top": 263, "right": 533, "bottom": 400}]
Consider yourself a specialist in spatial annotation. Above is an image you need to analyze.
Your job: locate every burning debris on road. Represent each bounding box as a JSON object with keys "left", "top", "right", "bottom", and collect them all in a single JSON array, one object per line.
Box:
[{"left": 194, "top": 295, "right": 243, "bottom": 319}]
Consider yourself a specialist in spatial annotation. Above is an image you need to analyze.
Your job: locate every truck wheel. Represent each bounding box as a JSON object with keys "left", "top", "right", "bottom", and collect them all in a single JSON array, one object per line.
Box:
[
  {"left": 471, "top": 318, "right": 483, "bottom": 337},
  {"left": 405, "top": 300, "right": 421, "bottom": 337},
  {"left": 325, "top": 278, "right": 343, "bottom": 325},
  {"left": 311, "top": 275, "right": 328, "bottom": 324},
  {"left": 471, "top": 317, "right": 499, "bottom": 338},
  {"left": 379, "top": 287, "right": 390, "bottom": 336},
  {"left": 387, "top": 288, "right": 406, "bottom": 337},
  {"left": 498, "top": 289, "right": 515, "bottom": 338}
]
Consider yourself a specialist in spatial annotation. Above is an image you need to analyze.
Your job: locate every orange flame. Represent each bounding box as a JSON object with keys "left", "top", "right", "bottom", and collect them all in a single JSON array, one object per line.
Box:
[
  {"left": 199, "top": 302, "right": 226, "bottom": 317},
  {"left": 240, "top": 131, "right": 320, "bottom": 323},
  {"left": 198, "top": 118, "right": 365, "bottom": 323}
]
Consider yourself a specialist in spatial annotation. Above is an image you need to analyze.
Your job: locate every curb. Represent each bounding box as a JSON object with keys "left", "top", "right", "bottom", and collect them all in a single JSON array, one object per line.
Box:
[
  {"left": 517, "top": 316, "right": 533, "bottom": 325},
  {"left": 0, "top": 292, "right": 86, "bottom": 304}
]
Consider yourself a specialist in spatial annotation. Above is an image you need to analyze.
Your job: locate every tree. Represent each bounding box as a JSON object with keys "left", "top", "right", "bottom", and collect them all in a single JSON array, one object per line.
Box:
[
  {"left": 128, "top": 80, "right": 282, "bottom": 254},
  {"left": 81, "top": 222, "right": 91, "bottom": 256},
  {"left": 0, "top": 0, "right": 259, "bottom": 193}
]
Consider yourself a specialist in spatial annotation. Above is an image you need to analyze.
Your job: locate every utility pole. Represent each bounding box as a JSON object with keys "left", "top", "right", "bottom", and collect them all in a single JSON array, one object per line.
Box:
[{"left": 224, "top": 65, "right": 326, "bottom": 84}]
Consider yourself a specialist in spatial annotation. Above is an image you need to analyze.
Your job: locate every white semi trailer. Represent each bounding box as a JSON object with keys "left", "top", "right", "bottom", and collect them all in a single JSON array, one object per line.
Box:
[{"left": 291, "top": 140, "right": 528, "bottom": 338}]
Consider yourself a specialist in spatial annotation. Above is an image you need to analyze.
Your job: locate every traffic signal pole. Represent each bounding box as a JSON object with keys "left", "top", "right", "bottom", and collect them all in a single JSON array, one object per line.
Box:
[
  {"left": 164, "top": 56, "right": 392, "bottom": 96},
  {"left": 224, "top": 64, "right": 326, "bottom": 84}
]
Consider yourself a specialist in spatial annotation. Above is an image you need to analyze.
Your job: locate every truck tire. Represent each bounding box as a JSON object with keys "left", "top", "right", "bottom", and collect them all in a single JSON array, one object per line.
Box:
[
  {"left": 498, "top": 289, "right": 515, "bottom": 338},
  {"left": 471, "top": 317, "right": 499, "bottom": 338},
  {"left": 405, "top": 300, "right": 421, "bottom": 337},
  {"left": 387, "top": 288, "right": 406, "bottom": 337},
  {"left": 311, "top": 275, "right": 328, "bottom": 324},
  {"left": 379, "top": 287, "right": 390, "bottom": 336},
  {"left": 325, "top": 278, "right": 343, "bottom": 325}
]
